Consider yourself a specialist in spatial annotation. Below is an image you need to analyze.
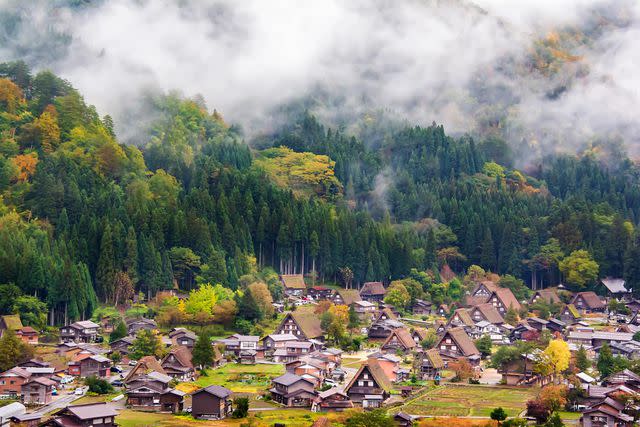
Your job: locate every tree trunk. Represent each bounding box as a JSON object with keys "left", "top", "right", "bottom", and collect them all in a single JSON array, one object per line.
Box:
[
  {"left": 300, "top": 243, "right": 305, "bottom": 277},
  {"left": 312, "top": 258, "right": 316, "bottom": 286}
]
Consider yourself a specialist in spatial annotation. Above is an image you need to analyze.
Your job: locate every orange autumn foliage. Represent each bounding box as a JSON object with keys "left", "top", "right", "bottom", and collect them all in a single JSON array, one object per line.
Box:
[{"left": 11, "top": 153, "right": 38, "bottom": 183}]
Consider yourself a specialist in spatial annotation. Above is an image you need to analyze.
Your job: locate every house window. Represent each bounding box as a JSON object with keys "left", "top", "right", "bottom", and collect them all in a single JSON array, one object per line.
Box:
[
  {"left": 358, "top": 380, "right": 364, "bottom": 386},
  {"left": 451, "top": 345, "right": 457, "bottom": 351},
  {"left": 94, "top": 418, "right": 103, "bottom": 424},
  {"left": 104, "top": 417, "right": 112, "bottom": 423},
  {"left": 446, "top": 338, "right": 451, "bottom": 344},
  {"left": 440, "top": 345, "right": 446, "bottom": 350}
]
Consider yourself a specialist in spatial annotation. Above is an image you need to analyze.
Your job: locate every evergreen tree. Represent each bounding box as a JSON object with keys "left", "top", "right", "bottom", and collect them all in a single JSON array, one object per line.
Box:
[
  {"left": 576, "top": 345, "right": 590, "bottom": 372},
  {"left": 124, "top": 227, "right": 139, "bottom": 285},
  {"left": 95, "top": 224, "right": 116, "bottom": 302},
  {"left": 192, "top": 333, "right": 214, "bottom": 370},
  {"left": 109, "top": 320, "right": 127, "bottom": 343},
  {"left": 597, "top": 343, "right": 614, "bottom": 380}
]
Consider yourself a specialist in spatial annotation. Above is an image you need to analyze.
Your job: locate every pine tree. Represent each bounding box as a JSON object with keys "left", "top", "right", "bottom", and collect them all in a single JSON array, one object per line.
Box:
[
  {"left": 192, "top": 333, "right": 214, "bottom": 370},
  {"left": 576, "top": 345, "right": 589, "bottom": 372},
  {"left": 124, "top": 227, "right": 139, "bottom": 285},
  {"left": 95, "top": 225, "right": 116, "bottom": 303},
  {"left": 597, "top": 343, "right": 614, "bottom": 380}
]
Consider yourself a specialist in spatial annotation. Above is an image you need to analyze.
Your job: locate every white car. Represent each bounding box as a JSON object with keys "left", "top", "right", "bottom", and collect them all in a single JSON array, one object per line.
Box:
[{"left": 74, "top": 387, "right": 84, "bottom": 395}]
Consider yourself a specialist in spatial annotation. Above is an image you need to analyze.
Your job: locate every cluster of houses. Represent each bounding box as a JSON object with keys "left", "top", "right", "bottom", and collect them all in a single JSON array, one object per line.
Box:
[{"left": 2, "top": 272, "right": 640, "bottom": 426}]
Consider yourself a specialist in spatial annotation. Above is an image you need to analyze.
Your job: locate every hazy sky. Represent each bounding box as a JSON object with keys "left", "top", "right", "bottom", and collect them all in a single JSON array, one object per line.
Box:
[{"left": 1, "top": 0, "right": 639, "bottom": 161}]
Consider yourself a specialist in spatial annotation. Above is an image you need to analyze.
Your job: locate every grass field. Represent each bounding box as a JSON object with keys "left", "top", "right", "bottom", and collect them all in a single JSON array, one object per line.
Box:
[
  {"left": 183, "top": 363, "right": 285, "bottom": 393},
  {"left": 116, "top": 409, "right": 346, "bottom": 427},
  {"left": 393, "top": 384, "right": 537, "bottom": 418}
]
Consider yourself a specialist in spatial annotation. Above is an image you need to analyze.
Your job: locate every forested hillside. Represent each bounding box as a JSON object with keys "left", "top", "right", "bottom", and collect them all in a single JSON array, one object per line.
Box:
[{"left": 1, "top": 61, "right": 640, "bottom": 327}]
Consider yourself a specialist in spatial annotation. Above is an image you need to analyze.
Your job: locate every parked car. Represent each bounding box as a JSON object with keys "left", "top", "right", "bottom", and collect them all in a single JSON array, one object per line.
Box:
[
  {"left": 128, "top": 360, "right": 137, "bottom": 366},
  {"left": 111, "top": 380, "right": 124, "bottom": 387},
  {"left": 110, "top": 366, "right": 123, "bottom": 373},
  {"left": 74, "top": 387, "right": 84, "bottom": 395}
]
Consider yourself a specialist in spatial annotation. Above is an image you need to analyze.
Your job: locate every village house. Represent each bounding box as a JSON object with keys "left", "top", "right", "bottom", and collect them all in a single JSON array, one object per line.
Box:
[
  {"left": 68, "top": 354, "right": 111, "bottom": 378},
  {"left": 344, "top": 359, "right": 392, "bottom": 408},
  {"left": 470, "top": 320, "right": 504, "bottom": 343},
  {"left": 275, "top": 306, "right": 324, "bottom": 341},
  {"left": 359, "top": 281, "right": 386, "bottom": 304},
  {"left": 313, "top": 389, "right": 353, "bottom": 412},
  {"left": 529, "top": 288, "right": 562, "bottom": 305},
  {"left": 110, "top": 336, "right": 135, "bottom": 356},
  {"left": 269, "top": 373, "right": 317, "bottom": 407},
  {"left": 125, "top": 370, "right": 185, "bottom": 413},
  {"left": 447, "top": 308, "right": 475, "bottom": 329},
  {"left": 487, "top": 288, "right": 521, "bottom": 315},
  {"left": 0, "top": 315, "right": 23, "bottom": 337},
  {"left": 412, "top": 299, "right": 432, "bottom": 316},
  {"left": 126, "top": 318, "right": 157, "bottom": 335},
  {"left": 191, "top": 385, "right": 233, "bottom": 420},
  {"left": 601, "top": 277, "right": 630, "bottom": 299},
  {"left": 273, "top": 341, "right": 313, "bottom": 363},
  {"left": 464, "top": 281, "right": 497, "bottom": 307},
  {"left": 169, "top": 328, "right": 197, "bottom": 349},
  {"left": 353, "top": 300, "right": 377, "bottom": 319},
  {"left": 498, "top": 350, "right": 550, "bottom": 386},
  {"left": 331, "top": 289, "right": 361, "bottom": 306},
  {"left": 414, "top": 348, "right": 444, "bottom": 380},
  {"left": 60, "top": 320, "right": 100, "bottom": 343},
  {"left": 411, "top": 328, "right": 430, "bottom": 346},
  {"left": 308, "top": 286, "right": 333, "bottom": 300},
  {"left": 567, "top": 330, "right": 633, "bottom": 348},
  {"left": 435, "top": 304, "right": 450, "bottom": 317},
  {"left": 161, "top": 346, "right": 195, "bottom": 381},
  {"left": 368, "top": 319, "right": 405, "bottom": 339},
  {"left": 560, "top": 304, "right": 582, "bottom": 324},
  {"left": 263, "top": 333, "right": 299, "bottom": 356},
  {"left": 280, "top": 274, "right": 307, "bottom": 297},
  {"left": 372, "top": 308, "right": 397, "bottom": 324},
  {"left": 435, "top": 327, "right": 480, "bottom": 366},
  {"left": 570, "top": 292, "right": 606, "bottom": 314},
  {"left": 467, "top": 303, "right": 504, "bottom": 325},
  {"left": 21, "top": 377, "right": 55, "bottom": 405},
  {"left": 380, "top": 328, "right": 417, "bottom": 354},
  {"left": 580, "top": 398, "right": 634, "bottom": 427},
  {"left": 0, "top": 367, "right": 31, "bottom": 399},
  {"left": 16, "top": 327, "right": 38, "bottom": 345},
  {"left": 217, "top": 334, "right": 260, "bottom": 357},
  {"left": 42, "top": 403, "right": 118, "bottom": 427},
  {"left": 368, "top": 353, "right": 405, "bottom": 383}
]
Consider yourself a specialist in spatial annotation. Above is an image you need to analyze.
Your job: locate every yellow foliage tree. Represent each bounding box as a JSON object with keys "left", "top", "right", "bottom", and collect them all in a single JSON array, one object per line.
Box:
[
  {"left": 328, "top": 304, "right": 349, "bottom": 325},
  {"left": 536, "top": 339, "right": 570, "bottom": 383},
  {"left": 37, "top": 105, "right": 61, "bottom": 153},
  {"left": 0, "top": 78, "right": 24, "bottom": 114}
]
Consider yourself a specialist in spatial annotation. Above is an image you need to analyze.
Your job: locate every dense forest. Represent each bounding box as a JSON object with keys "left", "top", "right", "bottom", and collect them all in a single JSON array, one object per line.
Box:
[{"left": 1, "top": 61, "right": 640, "bottom": 326}]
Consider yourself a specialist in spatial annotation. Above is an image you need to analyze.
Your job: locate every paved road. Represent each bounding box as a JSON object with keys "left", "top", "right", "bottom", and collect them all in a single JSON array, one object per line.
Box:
[{"left": 30, "top": 391, "right": 84, "bottom": 417}]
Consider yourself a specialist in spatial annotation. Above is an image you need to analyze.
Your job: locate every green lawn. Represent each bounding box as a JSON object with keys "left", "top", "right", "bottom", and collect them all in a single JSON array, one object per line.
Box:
[
  {"left": 392, "top": 384, "right": 537, "bottom": 418},
  {"left": 185, "top": 363, "right": 285, "bottom": 393}
]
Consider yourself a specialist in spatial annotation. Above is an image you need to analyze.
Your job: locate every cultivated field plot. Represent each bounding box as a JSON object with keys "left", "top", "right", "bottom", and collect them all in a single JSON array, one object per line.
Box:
[
  {"left": 394, "top": 384, "right": 537, "bottom": 417},
  {"left": 116, "top": 409, "right": 345, "bottom": 427},
  {"left": 187, "top": 363, "right": 285, "bottom": 393}
]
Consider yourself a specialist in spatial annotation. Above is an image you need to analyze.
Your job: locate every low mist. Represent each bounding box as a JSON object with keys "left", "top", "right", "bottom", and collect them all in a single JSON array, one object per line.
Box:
[{"left": 1, "top": 0, "right": 639, "bottom": 164}]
